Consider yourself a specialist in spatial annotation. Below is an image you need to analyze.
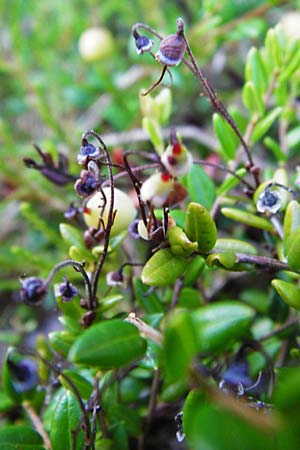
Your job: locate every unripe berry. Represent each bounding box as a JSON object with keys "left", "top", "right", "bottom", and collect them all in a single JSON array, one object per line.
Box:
[
  {"left": 83, "top": 187, "right": 136, "bottom": 236},
  {"left": 140, "top": 172, "right": 173, "bottom": 208},
  {"left": 78, "top": 27, "right": 114, "bottom": 62}
]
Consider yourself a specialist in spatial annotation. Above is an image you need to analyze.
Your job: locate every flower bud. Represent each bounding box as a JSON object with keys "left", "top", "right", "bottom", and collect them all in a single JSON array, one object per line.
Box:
[
  {"left": 19, "top": 277, "right": 47, "bottom": 306},
  {"left": 140, "top": 172, "right": 173, "bottom": 208},
  {"left": 74, "top": 170, "right": 99, "bottom": 197},
  {"left": 161, "top": 141, "right": 193, "bottom": 177},
  {"left": 83, "top": 187, "right": 136, "bottom": 236},
  {"left": 77, "top": 143, "right": 101, "bottom": 166},
  {"left": 106, "top": 271, "right": 125, "bottom": 287}
]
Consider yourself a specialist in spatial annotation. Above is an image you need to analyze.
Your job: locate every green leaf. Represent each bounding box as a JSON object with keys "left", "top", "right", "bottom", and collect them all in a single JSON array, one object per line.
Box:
[
  {"left": 221, "top": 207, "right": 273, "bottom": 231},
  {"left": 163, "top": 310, "right": 198, "bottom": 382},
  {"left": 69, "top": 319, "right": 147, "bottom": 369},
  {"left": 177, "top": 287, "right": 204, "bottom": 308},
  {"left": 133, "top": 278, "right": 164, "bottom": 313},
  {"left": 284, "top": 201, "right": 300, "bottom": 254},
  {"left": 183, "top": 390, "right": 274, "bottom": 450},
  {"left": 0, "top": 425, "right": 44, "bottom": 450},
  {"left": 213, "top": 113, "right": 239, "bottom": 160},
  {"left": 185, "top": 202, "right": 217, "bottom": 253},
  {"left": 285, "top": 228, "right": 300, "bottom": 270},
  {"left": 96, "top": 294, "right": 123, "bottom": 314},
  {"left": 245, "top": 47, "right": 268, "bottom": 94},
  {"left": 141, "top": 249, "right": 186, "bottom": 286},
  {"left": 242, "top": 80, "right": 265, "bottom": 116},
  {"left": 213, "top": 238, "right": 258, "bottom": 255},
  {"left": 186, "top": 165, "right": 216, "bottom": 209},
  {"left": 217, "top": 168, "right": 247, "bottom": 196},
  {"left": 251, "top": 107, "right": 282, "bottom": 143},
  {"left": 142, "top": 117, "right": 164, "bottom": 155},
  {"left": 167, "top": 226, "right": 198, "bottom": 256},
  {"left": 279, "top": 47, "right": 300, "bottom": 83},
  {"left": 59, "top": 223, "right": 92, "bottom": 260},
  {"left": 265, "top": 27, "right": 282, "bottom": 69},
  {"left": 50, "top": 390, "right": 84, "bottom": 450},
  {"left": 263, "top": 136, "right": 287, "bottom": 162},
  {"left": 271, "top": 279, "right": 300, "bottom": 310},
  {"left": 191, "top": 301, "right": 255, "bottom": 353},
  {"left": 49, "top": 331, "right": 76, "bottom": 357},
  {"left": 183, "top": 256, "right": 206, "bottom": 286},
  {"left": 59, "top": 370, "right": 93, "bottom": 399},
  {"left": 206, "top": 251, "right": 237, "bottom": 270}
]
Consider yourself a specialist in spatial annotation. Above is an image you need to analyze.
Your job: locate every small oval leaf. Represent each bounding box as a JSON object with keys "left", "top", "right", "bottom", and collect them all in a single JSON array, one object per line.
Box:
[
  {"left": 221, "top": 207, "right": 273, "bottom": 231},
  {"left": 284, "top": 201, "right": 300, "bottom": 255},
  {"left": 167, "top": 226, "right": 198, "bottom": 256},
  {"left": 191, "top": 301, "right": 255, "bottom": 353},
  {"left": 141, "top": 248, "right": 186, "bottom": 286},
  {"left": 272, "top": 279, "right": 300, "bottom": 310},
  {"left": 213, "top": 238, "right": 258, "bottom": 255},
  {"left": 69, "top": 319, "right": 147, "bottom": 369},
  {"left": 186, "top": 165, "right": 216, "bottom": 209},
  {"left": 285, "top": 228, "right": 300, "bottom": 270},
  {"left": 185, "top": 202, "right": 217, "bottom": 253}
]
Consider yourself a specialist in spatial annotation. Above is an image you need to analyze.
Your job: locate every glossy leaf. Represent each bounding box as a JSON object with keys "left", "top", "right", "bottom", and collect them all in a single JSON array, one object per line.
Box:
[
  {"left": 183, "top": 256, "right": 206, "bottom": 286},
  {"left": 163, "top": 310, "right": 198, "bottom": 382},
  {"left": 221, "top": 207, "right": 273, "bottom": 231},
  {"left": 141, "top": 248, "right": 186, "bottom": 286},
  {"left": 167, "top": 226, "right": 198, "bottom": 256},
  {"left": 142, "top": 117, "right": 164, "bottom": 155},
  {"left": 213, "top": 238, "right": 258, "bottom": 255},
  {"left": 271, "top": 279, "right": 300, "bottom": 310},
  {"left": 279, "top": 47, "right": 300, "bottom": 83},
  {"left": 242, "top": 80, "right": 264, "bottom": 116},
  {"left": 251, "top": 107, "right": 282, "bottom": 143},
  {"left": 186, "top": 165, "right": 216, "bottom": 209},
  {"left": 177, "top": 287, "right": 204, "bottom": 308},
  {"left": 185, "top": 202, "right": 217, "bottom": 253},
  {"left": 0, "top": 425, "right": 44, "bottom": 450},
  {"left": 59, "top": 223, "right": 92, "bottom": 260},
  {"left": 50, "top": 390, "right": 84, "bottom": 450},
  {"left": 206, "top": 251, "right": 236, "bottom": 270},
  {"left": 69, "top": 319, "right": 147, "bottom": 369},
  {"left": 284, "top": 201, "right": 300, "bottom": 254},
  {"left": 49, "top": 330, "right": 76, "bottom": 357},
  {"left": 263, "top": 136, "right": 287, "bottom": 162},
  {"left": 285, "top": 228, "right": 300, "bottom": 270},
  {"left": 183, "top": 390, "right": 274, "bottom": 450},
  {"left": 245, "top": 47, "right": 268, "bottom": 94},
  {"left": 213, "top": 113, "right": 239, "bottom": 160},
  {"left": 133, "top": 278, "right": 164, "bottom": 313},
  {"left": 191, "top": 301, "right": 255, "bottom": 353},
  {"left": 59, "top": 370, "right": 93, "bottom": 399},
  {"left": 217, "top": 168, "right": 247, "bottom": 196}
]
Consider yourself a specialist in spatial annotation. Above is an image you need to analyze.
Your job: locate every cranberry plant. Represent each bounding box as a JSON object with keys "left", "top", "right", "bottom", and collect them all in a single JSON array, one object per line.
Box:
[{"left": 2, "top": 13, "right": 300, "bottom": 450}]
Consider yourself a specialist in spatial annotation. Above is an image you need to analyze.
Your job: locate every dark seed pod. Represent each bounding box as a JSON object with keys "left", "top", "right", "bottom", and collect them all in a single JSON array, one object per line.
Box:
[
  {"left": 19, "top": 277, "right": 47, "bottom": 306},
  {"left": 74, "top": 170, "right": 99, "bottom": 197},
  {"left": 156, "top": 33, "right": 186, "bottom": 66}
]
